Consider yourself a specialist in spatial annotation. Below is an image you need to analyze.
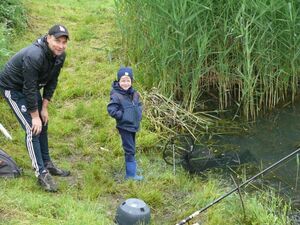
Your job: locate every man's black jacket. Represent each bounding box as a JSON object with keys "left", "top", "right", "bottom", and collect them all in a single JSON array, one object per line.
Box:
[{"left": 0, "top": 36, "right": 66, "bottom": 112}]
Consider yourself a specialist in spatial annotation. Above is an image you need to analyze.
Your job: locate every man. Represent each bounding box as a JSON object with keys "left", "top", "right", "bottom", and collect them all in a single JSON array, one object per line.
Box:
[{"left": 0, "top": 24, "right": 71, "bottom": 192}]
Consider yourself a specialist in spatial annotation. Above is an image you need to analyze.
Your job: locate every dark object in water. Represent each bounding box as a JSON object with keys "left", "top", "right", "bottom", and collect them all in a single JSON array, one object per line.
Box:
[
  {"left": 163, "top": 134, "right": 194, "bottom": 166},
  {"left": 163, "top": 134, "right": 256, "bottom": 173},
  {"left": 183, "top": 148, "right": 255, "bottom": 173}
]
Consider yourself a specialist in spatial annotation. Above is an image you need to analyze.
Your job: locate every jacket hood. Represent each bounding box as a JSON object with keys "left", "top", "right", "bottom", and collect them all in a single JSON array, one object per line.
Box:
[{"left": 34, "top": 35, "right": 55, "bottom": 60}]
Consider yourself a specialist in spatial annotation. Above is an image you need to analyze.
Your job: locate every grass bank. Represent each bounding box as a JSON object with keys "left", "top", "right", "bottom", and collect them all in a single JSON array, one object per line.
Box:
[
  {"left": 0, "top": 0, "right": 27, "bottom": 65},
  {"left": 0, "top": 0, "right": 292, "bottom": 224}
]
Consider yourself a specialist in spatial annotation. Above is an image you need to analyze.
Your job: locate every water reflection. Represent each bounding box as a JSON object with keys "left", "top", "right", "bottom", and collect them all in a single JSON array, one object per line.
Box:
[
  {"left": 214, "top": 102, "right": 300, "bottom": 203},
  {"left": 247, "top": 106, "right": 298, "bottom": 188},
  {"left": 249, "top": 104, "right": 299, "bottom": 202}
]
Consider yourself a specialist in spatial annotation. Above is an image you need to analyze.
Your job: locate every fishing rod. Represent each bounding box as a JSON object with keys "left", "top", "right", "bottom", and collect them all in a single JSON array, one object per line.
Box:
[
  {"left": 0, "top": 123, "right": 12, "bottom": 140},
  {"left": 175, "top": 147, "right": 300, "bottom": 225}
]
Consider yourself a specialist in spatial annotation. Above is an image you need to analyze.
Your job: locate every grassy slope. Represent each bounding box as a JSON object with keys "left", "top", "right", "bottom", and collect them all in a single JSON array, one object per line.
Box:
[{"left": 0, "top": 0, "right": 291, "bottom": 225}]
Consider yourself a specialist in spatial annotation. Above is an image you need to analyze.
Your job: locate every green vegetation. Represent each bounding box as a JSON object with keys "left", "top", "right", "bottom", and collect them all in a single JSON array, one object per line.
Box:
[
  {"left": 0, "top": 0, "right": 294, "bottom": 224},
  {"left": 0, "top": 0, "right": 26, "bottom": 30},
  {"left": 0, "top": 0, "right": 27, "bottom": 65},
  {"left": 116, "top": 0, "right": 300, "bottom": 120}
]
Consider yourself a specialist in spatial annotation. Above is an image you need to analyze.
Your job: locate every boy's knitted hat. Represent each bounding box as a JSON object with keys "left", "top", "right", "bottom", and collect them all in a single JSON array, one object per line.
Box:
[{"left": 117, "top": 67, "right": 133, "bottom": 81}]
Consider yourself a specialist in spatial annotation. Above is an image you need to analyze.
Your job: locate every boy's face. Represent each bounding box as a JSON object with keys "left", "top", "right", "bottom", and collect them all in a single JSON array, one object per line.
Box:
[{"left": 119, "top": 75, "right": 132, "bottom": 90}]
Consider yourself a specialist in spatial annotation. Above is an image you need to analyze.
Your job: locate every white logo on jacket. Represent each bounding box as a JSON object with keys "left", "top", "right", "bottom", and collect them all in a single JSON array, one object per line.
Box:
[{"left": 21, "top": 105, "right": 27, "bottom": 112}]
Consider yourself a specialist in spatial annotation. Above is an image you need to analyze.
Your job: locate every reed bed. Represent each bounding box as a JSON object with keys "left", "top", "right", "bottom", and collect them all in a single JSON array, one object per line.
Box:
[{"left": 115, "top": 0, "right": 300, "bottom": 120}]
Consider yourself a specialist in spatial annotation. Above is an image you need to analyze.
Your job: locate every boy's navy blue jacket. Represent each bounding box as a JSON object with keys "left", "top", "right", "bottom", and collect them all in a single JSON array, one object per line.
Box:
[{"left": 107, "top": 81, "right": 142, "bottom": 132}]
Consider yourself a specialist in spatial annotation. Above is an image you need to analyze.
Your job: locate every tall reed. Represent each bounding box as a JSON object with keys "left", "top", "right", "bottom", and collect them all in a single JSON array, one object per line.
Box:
[
  {"left": 296, "top": 153, "right": 299, "bottom": 190},
  {"left": 115, "top": 0, "right": 300, "bottom": 120}
]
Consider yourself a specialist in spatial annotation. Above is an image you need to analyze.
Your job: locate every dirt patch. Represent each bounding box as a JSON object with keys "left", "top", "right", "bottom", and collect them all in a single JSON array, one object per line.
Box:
[{"left": 0, "top": 207, "right": 20, "bottom": 221}]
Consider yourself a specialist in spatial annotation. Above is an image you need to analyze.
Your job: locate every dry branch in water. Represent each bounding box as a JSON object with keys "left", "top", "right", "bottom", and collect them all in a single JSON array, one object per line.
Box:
[{"left": 142, "top": 88, "right": 220, "bottom": 139}]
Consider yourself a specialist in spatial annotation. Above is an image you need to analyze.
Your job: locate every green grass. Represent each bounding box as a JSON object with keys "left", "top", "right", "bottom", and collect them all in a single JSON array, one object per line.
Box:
[
  {"left": 0, "top": 0, "right": 26, "bottom": 65},
  {"left": 0, "top": 0, "right": 293, "bottom": 224}
]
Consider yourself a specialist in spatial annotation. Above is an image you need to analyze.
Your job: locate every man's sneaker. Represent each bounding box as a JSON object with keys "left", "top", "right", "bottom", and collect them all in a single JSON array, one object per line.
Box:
[
  {"left": 44, "top": 161, "right": 70, "bottom": 177},
  {"left": 38, "top": 171, "right": 58, "bottom": 192}
]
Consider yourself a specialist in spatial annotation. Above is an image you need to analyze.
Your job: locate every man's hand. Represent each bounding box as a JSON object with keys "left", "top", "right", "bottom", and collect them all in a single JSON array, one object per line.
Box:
[
  {"left": 41, "top": 108, "right": 48, "bottom": 125},
  {"left": 41, "top": 98, "right": 49, "bottom": 125},
  {"left": 30, "top": 110, "right": 42, "bottom": 135}
]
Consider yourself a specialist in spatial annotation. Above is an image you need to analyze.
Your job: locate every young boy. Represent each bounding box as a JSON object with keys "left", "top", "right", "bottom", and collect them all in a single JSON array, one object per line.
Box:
[{"left": 107, "top": 67, "right": 143, "bottom": 181}]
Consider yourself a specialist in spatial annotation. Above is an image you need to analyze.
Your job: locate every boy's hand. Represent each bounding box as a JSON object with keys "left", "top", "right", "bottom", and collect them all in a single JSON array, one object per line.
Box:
[{"left": 116, "top": 110, "right": 123, "bottom": 120}]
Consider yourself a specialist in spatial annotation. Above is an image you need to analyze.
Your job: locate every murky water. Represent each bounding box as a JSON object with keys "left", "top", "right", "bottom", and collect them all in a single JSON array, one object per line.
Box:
[
  {"left": 214, "top": 102, "right": 300, "bottom": 204},
  {"left": 247, "top": 109, "right": 299, "bottom": 194},
  {"left": 184, "top": 102, "right": 300, "bottom": 208}
]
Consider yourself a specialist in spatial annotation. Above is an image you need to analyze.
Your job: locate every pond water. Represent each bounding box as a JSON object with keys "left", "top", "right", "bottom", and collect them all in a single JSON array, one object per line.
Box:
[
  {"left": 245, "top": 102, "right": 300, "bottom": 205},
  {"left": 182, "top": 102, "right": 300, "bottom": 209},
  {"left": 213, "top": 102, "right": 300, "bottom": 206}
]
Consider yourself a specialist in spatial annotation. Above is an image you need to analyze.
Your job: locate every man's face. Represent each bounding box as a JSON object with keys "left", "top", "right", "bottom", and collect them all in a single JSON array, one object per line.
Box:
[
  {"left": 47, "top": 35, "right": 68, "bottom": 56},
  {"left": 119, "top": 75, "right": 132, "bottom": 90}
]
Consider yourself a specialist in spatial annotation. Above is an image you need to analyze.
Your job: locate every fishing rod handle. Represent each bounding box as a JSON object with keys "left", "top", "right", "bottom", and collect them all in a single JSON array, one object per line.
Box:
[
  {"left": 0, "top": 123, "right": 12, "bottom": 140},
  {"left": 175, "top": 210, "right": 200, "bottom": 225}
]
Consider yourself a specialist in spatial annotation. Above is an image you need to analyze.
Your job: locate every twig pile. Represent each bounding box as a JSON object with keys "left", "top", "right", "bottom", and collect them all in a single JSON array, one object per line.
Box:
[{"left": 142, "top": 89, "right": 220, "bottom": 139}]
